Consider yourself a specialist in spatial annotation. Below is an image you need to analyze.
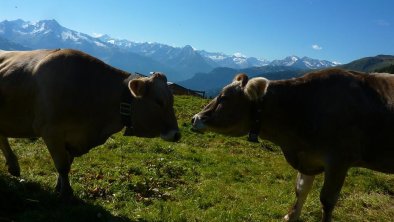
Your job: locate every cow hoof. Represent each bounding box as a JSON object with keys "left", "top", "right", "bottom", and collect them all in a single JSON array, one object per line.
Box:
[
  {"left": 7, "top": 162, "right": 20, "bottom": 177},
  {"left": 59, "top": 194, "right": 79, "bottom": 204},
  {"left": 56, "top": 182, "right": 74, "bottom": 201},
  {"left": 284, "top": 213, "right": 299, "bottom": 222},
  {"left": 58, "top": 189, "right": 75, "bottom": 203}
]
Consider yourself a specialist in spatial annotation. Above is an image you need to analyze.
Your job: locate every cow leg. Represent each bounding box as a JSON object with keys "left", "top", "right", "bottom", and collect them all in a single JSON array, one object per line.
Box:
[
  {"left": 319, "top": 166, "right": 348, "bottom": 222},
  {"left": 284, "top": 172, "right": 315, "bottom": 221},
  {"left": 55, "top": 156, "right": 74, "bottom": 193},
  {"left": 0, "top": 135, "right": 20, "bottom": 176},
  {"left": 42, "top": 135, "right": 74, "bottom": 198}
]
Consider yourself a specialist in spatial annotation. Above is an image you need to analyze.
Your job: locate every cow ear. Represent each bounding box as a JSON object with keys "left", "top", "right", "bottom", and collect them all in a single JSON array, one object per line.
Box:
[
  {"left": 128, "top": 79, "right": 146, "bottom": 98},
  {"left": 233, "top": 73, "right": 249, "bottom": 87},
  {"left": 151, "top": 72, "right": 168, "bottom": 83},
  {"left": 244, "top": 77, "right": 269, "bottom": 101}
]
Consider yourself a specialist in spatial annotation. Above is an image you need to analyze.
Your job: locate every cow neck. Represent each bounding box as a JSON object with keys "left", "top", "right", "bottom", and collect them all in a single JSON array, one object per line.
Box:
[
  {"left": 247, "top": 98, "right": 264, "bottom": 143},
  {"left": 120, "top": 77, "right": 134, "bottom": 136}
]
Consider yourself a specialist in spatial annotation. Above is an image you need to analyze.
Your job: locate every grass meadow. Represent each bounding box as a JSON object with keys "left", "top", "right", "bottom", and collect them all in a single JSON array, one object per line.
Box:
[{"left": 0, "top": 95, "right": 393, "bottom": 222}]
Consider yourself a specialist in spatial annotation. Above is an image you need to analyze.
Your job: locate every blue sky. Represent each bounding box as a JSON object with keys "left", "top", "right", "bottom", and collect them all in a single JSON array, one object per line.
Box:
[{"left": 0, "top": 0, "right": 393, "bottom": 63}]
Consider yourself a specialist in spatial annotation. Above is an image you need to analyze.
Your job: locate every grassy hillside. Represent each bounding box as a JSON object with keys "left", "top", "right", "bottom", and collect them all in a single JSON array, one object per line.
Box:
[
  {"left": 0, "top": 96, "right": 393, "bottom": 222},
  {"left": 340, "top": 55, "right": 394, "bottom": 72}
]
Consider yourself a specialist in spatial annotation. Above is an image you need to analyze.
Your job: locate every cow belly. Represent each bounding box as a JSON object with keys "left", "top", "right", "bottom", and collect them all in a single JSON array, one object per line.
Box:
[
  {"left": 0, "top": 112, "right": 37, "bottom": 137},
  {"left": 63, "top": 127, "right": 112, "bottom": 157},
  {"left": 358, "top": 132, "right": 394, "bottom": 173},
  {"left": 0, "top": 81, "right": 37, "bottom": 137},
  {"left": 65, "top": 143, "right": 92, "bottom": 157},
  {"left": 0, "top": 125, "right": 36, "bottom": 138},
  {"left": 296, "top": 157, "right": 325, "bottom": 175},
  {"left": 361, "top": 149, "right": 394, "bottom": 173},
  {"left": 65, "top": 137, "right": 109, "bottom": 157},
  {"left": 283, "top": 149, "right": 325, "bottom": 175}
]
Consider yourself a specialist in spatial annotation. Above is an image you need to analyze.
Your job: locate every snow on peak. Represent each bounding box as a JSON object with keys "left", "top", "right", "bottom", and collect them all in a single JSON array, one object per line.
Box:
[
  {"left": 287, "top": 55, "right": 300, "bottom": 62},
  {"left": 233, "top": 52, "right": 247, "bottom": 58},
  {"left": 92, "top": 33, "right": 106, "bottom": 38},
  {"left": 61, "top": 31, "right": 79, "bottom": 41}
]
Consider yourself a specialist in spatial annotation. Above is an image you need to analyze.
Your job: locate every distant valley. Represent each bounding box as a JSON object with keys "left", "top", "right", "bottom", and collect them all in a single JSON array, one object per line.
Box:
[{"left": 179, "top": 66, "right": 307, "bottom": 96}]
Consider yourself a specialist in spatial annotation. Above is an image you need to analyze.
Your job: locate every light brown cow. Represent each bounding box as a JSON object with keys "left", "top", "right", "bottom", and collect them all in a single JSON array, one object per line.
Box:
[
  {"left": 0, "top": 49, "right": 180, "bottom": 198},
  {"left": 192, "top": 69, "right": 394, "bottom": 222}
]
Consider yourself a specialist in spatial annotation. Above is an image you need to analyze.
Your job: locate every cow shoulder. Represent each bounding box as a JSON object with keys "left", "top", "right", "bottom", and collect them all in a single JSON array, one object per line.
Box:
[{"left": 365, "top": 72, "right": 394, "bottom": 106}]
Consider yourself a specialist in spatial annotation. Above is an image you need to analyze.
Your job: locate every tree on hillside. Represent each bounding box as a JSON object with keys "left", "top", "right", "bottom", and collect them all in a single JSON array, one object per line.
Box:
[{"left": 375, "top": 64, "right": 394, "bottom": 74}]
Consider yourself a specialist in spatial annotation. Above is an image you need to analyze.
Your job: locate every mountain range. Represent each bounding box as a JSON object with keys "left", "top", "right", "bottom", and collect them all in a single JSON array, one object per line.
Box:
[
  {"left": 0, "top": 36, "right": 29, "bottom": 50},
  {"left": 0, "top": 19, "right": 338, "bottom": 81},
  {"left": 96, "top": 34, "right": 338, "bottom": 76}
]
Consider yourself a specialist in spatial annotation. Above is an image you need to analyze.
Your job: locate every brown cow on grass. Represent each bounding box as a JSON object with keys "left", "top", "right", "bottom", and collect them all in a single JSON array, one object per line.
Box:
[
  {"left": 0, "top": 49, "right": 180, "bottom": 198},
  {"left": 192, "top": 68, "right": 394, "bottom": 222}
]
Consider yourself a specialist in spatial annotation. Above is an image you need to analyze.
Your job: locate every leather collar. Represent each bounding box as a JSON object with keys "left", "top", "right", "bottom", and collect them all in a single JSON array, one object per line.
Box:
[
  {"left": 120, "top": 82, "right": 134, "bottom": 136},
  {"left": 248, "top": 99, "right": 263, "bottom": 143}
]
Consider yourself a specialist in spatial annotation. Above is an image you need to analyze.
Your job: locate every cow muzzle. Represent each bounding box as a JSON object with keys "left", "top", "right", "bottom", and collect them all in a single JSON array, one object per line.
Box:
[
  {"left": 161, "top": 130, "right": 181, "bottom": 142},
  {"left": 191, "top": 114, "right": 207, "bottom": 132}
]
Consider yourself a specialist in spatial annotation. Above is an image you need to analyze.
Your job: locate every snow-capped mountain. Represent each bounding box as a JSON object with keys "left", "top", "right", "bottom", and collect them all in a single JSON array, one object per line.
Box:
[
  {"left": 97, "top": 34, "right": 270, "bottom": 78},
  {"left": 271, "top": 56, "right": 300, "bottom": 66},
  {"left": 0, "top": 19, "right": 184, "bottom": 80},
  {"left": 98, "top": 35, "right": 214, "bottom": 79},
  {"left": 271, "top": 56, "right": 338, "bottom": 69},
  {"left": 96, "top": 34, "right": 336, "bottom": 71},
  {"left": 198, "top": 51, "right": 270, "bottom": 69},
  {"left": 96, "top": 34, "right": 271, "bottom": 70},
  {"left": 0, "top": 19, "right": 339, "bottom": 81},
  {"left": 0, "top": 19, "right": 110, "bottom": 55}
]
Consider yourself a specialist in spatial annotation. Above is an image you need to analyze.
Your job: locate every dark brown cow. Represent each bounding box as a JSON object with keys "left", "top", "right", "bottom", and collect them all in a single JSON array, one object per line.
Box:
[
  {"left": 0, "top": 49, "right": 180, "bottom": 198},
  {"left": 192, "top": 69, "right": 394, "bottom": 222}
]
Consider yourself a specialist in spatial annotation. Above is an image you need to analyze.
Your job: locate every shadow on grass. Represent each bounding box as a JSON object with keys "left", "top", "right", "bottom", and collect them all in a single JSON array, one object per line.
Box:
[{"left": 0, "top": 173, "right": 130, "bottom": 222}]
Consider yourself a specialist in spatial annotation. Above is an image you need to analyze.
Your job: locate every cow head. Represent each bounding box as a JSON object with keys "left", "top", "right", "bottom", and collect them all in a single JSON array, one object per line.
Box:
[
  {"left": 192, "top": 73, "right": 269, "bottom": 136},
  {"left": 127, "top": 73, "right": 180, "bottom": 142}
]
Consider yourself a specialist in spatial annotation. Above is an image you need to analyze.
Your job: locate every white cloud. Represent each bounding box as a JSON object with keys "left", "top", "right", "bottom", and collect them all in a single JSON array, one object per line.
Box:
[{"left": 312, "top": 44, "right": 323, "bottom": 50}]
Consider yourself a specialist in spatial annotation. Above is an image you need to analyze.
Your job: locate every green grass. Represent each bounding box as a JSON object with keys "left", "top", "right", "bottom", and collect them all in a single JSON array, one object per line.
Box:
[{"left": 1, "top": 95, "right": 393, "bottom": 221}]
